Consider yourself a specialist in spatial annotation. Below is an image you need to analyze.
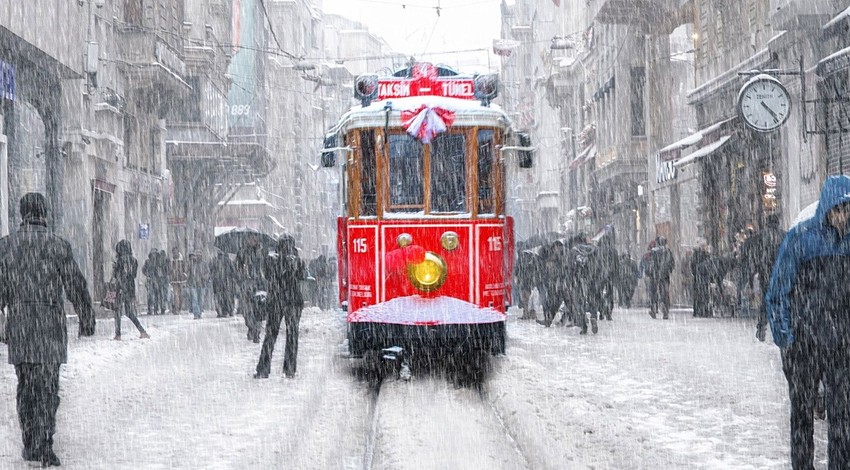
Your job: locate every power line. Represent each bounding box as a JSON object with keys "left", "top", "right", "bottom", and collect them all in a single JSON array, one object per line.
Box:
[{"left": 257, "top": 0, "right": 297, "bottom": 60}]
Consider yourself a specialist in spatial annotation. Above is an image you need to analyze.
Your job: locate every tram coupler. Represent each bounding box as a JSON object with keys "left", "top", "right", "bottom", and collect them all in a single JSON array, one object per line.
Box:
[{"left": 381, "top": 346, "right": 412, "bottom": 381}]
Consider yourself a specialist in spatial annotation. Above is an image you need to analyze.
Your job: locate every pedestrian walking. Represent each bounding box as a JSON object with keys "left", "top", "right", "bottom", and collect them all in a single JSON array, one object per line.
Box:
[
  {"left": 112, "top": 240, "right": 149, "bottom": 340},
  {"left": 690, "top": 239, "right": 712, "bottom": 318},
  {"left": 187, "top": 250, "right": 211, "bottom": 319},
  {"left": 210, "top": 249, "right": 236, "bottom": 317},
  {"left": 645, "top": 236, "right": 675, "bottom": 319},
  {"left": 236, "top": 234, "right": 267, "bottom": 342},
  {"left": 169, "top": 247, "right": 187, "bottom": 314},
  {"left": 142, "top": 249, "right": 164, "bottom": 315},
  {"left": 567, "top": 234, "right": 605, "bottom": 335},
  {"left": 0, "top": 192, "right": 96, "bottom": 467},
  {"left": 255, "top": 235, "right": 306, "bottom": 379},
  {"left": 514, "top": 246, "right": 541, "bottom": 320},
  {"left": 155, "top": 250, "right": 170, "bottom": 314},
  {"left": 615, "top": 252, "right": 638, "bottom": 308},
  {"left": 536, "top": 240, "right": 568, "bottom": 327},
  {"left": 596, "top": 226, "right": 619, "bottom": 321},
  {"left": 741, "top": 214, "right": 786, "bottom": 341},
  {"left": 309, "top": 254, "right": 331, "bottom": 309},
  {"left": 766, "top": 175, "right": 850, "bottom": 469}
]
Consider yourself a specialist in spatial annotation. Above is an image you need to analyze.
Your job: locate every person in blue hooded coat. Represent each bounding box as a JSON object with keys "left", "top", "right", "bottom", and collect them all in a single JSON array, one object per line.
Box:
[{"left": 766, "top": 175, "right": 850, "bottom": 469}]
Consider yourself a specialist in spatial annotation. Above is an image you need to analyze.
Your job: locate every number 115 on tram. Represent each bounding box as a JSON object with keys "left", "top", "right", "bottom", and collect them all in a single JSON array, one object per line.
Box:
[{"left": 320, "top": 62, "right": 534, "bottom": 359}]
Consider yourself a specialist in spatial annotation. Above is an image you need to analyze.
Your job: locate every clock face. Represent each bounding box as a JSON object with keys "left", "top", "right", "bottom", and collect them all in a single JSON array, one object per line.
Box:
[{"left": 737, "top": 78, "right": 792, "bottom": 132}]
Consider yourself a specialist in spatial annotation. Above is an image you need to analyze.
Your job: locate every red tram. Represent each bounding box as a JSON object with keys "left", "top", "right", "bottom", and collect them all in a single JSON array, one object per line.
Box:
[{"left": 321, "top": 62, "right": 533, "bottom": 359}]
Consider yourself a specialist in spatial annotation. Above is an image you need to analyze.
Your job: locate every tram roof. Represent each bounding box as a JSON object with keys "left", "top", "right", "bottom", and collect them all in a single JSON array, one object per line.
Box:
[{"left": 330, "top": 96, "right": 512, "bottom": 134}]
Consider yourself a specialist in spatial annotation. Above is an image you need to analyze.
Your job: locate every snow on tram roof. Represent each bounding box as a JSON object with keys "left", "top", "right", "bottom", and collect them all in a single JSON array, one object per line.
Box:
[{"left": 332, "top": 96, "right": 511, "bottom": 133}]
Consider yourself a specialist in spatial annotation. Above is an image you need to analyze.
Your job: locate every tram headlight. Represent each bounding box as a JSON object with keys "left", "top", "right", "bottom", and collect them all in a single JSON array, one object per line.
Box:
[
  {"left": 440, "top": 231, "right": 459, "bottom": 251},
  {"left": 397, "top": 233, "right": 413, "bottom": 248},
  {"left": 407, "top": 251, "right": 447, "bottom": 292}
]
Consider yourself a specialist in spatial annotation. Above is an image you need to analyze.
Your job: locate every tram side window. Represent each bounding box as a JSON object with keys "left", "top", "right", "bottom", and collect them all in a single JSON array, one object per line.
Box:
[
  {"left": 478, "top": 130, "right": 495, "bottom": 214},
  {"left": 431, "top": 133, "right": 467, "bottom": 213},
  {"left": 360, "top": 131, "right": 377, "bottom": 216},
  {"left": 388, "top": 134, "right": 424, "bottom": 211}
]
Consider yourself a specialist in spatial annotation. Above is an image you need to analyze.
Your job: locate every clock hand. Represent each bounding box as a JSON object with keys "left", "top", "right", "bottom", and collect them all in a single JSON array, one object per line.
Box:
[{"left": 760, "top": 101, "right": 779, "bottom": 121}]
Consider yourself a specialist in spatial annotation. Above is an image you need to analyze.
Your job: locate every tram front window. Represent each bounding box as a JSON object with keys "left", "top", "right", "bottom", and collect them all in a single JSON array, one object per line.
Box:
[
  {"left": 388, "top": 134, "right": 424, "bottom": 210},
  {"left": 431, "top": 134, "right": 467, "bottom": 213}
]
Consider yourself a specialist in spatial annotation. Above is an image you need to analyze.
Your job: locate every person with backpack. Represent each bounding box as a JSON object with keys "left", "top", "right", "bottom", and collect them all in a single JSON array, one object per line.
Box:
[{"left": 646, "top": 236, "right": 675, "bottom": 320}]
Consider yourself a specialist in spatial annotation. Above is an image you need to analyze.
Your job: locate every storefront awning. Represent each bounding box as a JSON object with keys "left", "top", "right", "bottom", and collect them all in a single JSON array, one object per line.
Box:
[
  {"left": 817, "top": 45, "right": 850, "bottom": 77},
  {"left": 674, "top": 135, "right": 732, "bottom": 168},
  {"left": 570, "top": 145, "right": 597, "bottom": 169},
  {"left": 823, "top": 6, "right": 850, "bottom": 36},
  {"left": 658, "top": 117, "right": 737, "bottom": 158}
]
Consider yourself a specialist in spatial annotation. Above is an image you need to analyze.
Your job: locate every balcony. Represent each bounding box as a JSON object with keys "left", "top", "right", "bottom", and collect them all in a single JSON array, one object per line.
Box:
[
  {"left": 589, "top": 0, "right": 693, "bottom": 31},
  {"left": 165, "top": 128, "right": 272, "bottom": 181},
  {"left": 117, "top": 28, "right": 190, "bottom": 95},
  {"left": 770, "top": 0, "right": 836, "bottom": 31}
]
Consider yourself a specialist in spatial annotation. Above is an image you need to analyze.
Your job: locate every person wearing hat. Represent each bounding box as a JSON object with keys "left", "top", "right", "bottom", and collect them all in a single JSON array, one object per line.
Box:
[{"left": 0, "top": 192, "right": 95, "bottom": 466}]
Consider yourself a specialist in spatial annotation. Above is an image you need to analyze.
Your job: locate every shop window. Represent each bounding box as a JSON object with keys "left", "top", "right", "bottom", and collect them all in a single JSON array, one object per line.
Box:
[{"left": 125, "top": 0, "right": 143, "bottom": 26}]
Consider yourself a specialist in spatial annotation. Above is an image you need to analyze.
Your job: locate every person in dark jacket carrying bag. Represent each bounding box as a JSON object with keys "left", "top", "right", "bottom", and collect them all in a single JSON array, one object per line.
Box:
[
  {"left": 0, "top": 192, "right": 95, "bottom": 467},
  {"left": 112, "top": 239, "right": 149, "bottom": 340},
  {"left": 255, "top": 235, "right": 306, "bottom": 379}
]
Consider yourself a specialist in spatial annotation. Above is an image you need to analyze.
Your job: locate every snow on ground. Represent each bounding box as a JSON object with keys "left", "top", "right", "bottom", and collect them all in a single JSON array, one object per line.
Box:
[{"left": 0, "top": 305, "right": 828, "bottom": 469}]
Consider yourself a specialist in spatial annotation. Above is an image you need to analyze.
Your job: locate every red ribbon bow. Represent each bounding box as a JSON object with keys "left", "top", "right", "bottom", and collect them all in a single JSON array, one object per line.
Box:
[{"left": 400, "top": 105, "right": 456, "bottom": 144}]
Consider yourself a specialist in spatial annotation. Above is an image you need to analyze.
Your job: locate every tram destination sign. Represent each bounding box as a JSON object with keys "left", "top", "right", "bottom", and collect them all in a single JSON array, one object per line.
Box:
[{"left": 378, "top": 77, "right": 476, "bottom": 100}]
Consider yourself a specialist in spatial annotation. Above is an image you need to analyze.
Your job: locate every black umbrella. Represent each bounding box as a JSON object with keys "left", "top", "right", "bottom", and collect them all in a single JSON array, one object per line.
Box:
[{"left": 214, "top": 227, "right": 277, "bottom": 254}]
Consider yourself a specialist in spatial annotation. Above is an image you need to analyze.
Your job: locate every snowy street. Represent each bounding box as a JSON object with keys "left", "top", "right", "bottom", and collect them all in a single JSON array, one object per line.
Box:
[{"left": 0, "top": 306, "right": 823, "bottom": 469}]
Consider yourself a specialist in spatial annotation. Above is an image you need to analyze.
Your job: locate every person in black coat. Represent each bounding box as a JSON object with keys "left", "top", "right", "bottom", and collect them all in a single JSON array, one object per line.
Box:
[
  {"left": 210, "top": 249, "right": 236, "bottom": 318},
  {"left": 0, "top": 192, "right": 95, "bottom": 466},
  {"left": 236, "top": 234, "right": 267, "bottom": 342},
  {"left": 615, "top": 253, "right": 638, "bottom": 308},
  {"left": 514, "top": 247, "right": 541, "bottom": 320},
  {"left": 536, "top": 241, "right": 570, "bottom": 327},
  {"left": 690, "top": 240, "right": 712, "bottom": 318},
  {"left": 112, "top": 239, "right": 149, "bottom": 340},
  {"left": 255, "top": 235, "right": 306, "bottom": 378},
  {"left": 596, "top": 227, "right": 619, "bottom": 321},
  {"left": 568, "top": 235, "right": 605, "bottom": 335},
  {"left": 646, "top": 236, "right": 675, "bottom": 319},
  {"left": 741, "top": 214, "right": 786, "bottom": 341},
  {"left": 142, "top": 249, "right": 166, "bottom": 315}
]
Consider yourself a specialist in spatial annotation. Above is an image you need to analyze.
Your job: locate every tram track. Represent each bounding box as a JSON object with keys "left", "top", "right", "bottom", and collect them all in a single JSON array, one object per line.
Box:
[
  {"left": 362, "top": 377, "right": 383, "bottom": 470},
  {"left": 356, "top": 356, "right": 534, "bottom": 470}
]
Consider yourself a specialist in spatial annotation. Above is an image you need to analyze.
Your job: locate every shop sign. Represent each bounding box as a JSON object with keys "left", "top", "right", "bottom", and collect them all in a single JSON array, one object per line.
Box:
[
  {"left": 763, "top": 172, "right": 778, "bottom": 210},
  {"left": 0, "top": 60, "right": 15, "bottom": 101},
  {"left": 138, "top": 223, "right": 150, "bottom": 240},
  {"left": 656, "top": 153, "right": 677, "bottom": 183}
]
